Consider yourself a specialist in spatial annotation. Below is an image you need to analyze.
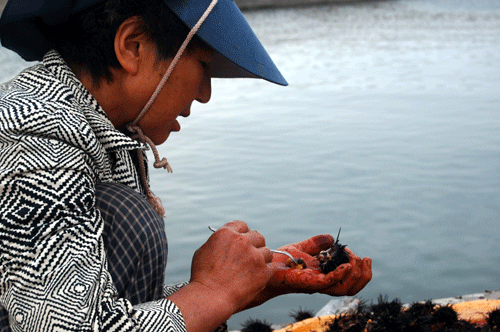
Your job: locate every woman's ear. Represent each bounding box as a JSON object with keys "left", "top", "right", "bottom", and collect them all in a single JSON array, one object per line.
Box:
[{"left": 114, "top": 16, "right": 148, "bottom": 75}]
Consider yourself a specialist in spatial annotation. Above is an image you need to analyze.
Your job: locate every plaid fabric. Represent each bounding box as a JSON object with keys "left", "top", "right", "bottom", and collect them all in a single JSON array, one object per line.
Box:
[
  {"left": 96, "top": 182, "right": 168, "bottom": 305},
  {"left": 0, "top": 308, "right": 7, "bottom": 332},
  {"left": 0, "top": 182, "right": 168, "bottom": 330}
]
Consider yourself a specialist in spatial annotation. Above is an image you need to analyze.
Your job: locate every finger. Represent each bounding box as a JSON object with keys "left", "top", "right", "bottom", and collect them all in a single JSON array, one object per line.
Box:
[
  {"left": 304, "top": 263, "right": 351, "bottom": 291},
  {"left": 344, "top": 247, "right": 361, "bottom": 261},
  {"left": 355, "top": 257, "right": 373, "bottom": 292},
  {"left": 343, "top": 257, "right": 372, "bottom": 295},
  {"left": 295, "top": 234, "right": 334, "bottom": 255},
  {"left": 297, "top": 263, "right": 350, "bottom": 287},
  {"left": 259, "top": 247, "right": 273, "bottom": 263},
  {"left": 345, "top": 253, "right": 362, "bottom": 287},
  {"left": 313, "top": 263, "right": 354, "bottom": 296},
  {"left": 244, "top": 230, "right": 266, "bottom": 248},
  {"left": 366, "top": 257, "right": 372, "bottom": 271},
  {"left": 348, "top": 250, "right": 362, "bottom": 266},
  {"left": 223, "top": 220, "right": 249, "bottom": 233},
  {"left": 324, "top": 262, "right": 352, "bottom": 285}
]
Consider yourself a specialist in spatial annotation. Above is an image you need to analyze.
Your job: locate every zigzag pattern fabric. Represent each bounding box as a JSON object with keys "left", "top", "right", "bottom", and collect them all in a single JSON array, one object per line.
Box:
[{"left": 0, "top": 51, "right": 187, "bottom": 332}]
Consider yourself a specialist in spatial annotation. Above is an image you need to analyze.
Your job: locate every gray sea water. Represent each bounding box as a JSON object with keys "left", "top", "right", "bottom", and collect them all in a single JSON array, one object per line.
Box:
[{"left": 1, "top": 0, "right": 499, "bottom": 329}]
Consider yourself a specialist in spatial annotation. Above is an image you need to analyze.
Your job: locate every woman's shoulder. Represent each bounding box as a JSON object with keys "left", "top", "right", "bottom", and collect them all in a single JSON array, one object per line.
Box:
[
  {"left": 0, "top": 64, "right": 94, "bottom": 142},
  {"left": 1, "top": 63, "right": 75, "bottom": 113}
]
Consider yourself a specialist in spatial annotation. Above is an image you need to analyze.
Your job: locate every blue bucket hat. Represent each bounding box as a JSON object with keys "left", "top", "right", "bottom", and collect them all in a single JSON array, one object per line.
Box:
[{"left": 0, "top": 0, "right": 287, "bottom": 86}]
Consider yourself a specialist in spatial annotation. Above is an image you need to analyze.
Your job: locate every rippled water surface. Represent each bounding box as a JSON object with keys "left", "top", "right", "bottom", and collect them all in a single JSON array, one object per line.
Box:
[{"left": 1, "top": 0, "right": 499, "bottom": 329}]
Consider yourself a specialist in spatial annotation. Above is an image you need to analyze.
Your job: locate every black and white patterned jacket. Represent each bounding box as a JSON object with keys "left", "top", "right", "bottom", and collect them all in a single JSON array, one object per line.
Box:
[{"left": 0, "top": 50, "right": 187, "bottom": 331}]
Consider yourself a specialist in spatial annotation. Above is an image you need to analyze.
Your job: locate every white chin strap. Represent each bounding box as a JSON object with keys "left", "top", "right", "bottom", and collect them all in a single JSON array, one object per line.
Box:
[{"left": 126, "top": 0, "right": 219, "bottom": 217}]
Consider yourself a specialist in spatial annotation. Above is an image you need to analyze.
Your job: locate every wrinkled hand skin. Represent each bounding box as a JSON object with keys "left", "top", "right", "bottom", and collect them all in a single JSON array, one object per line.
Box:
[{"left": 245, "top": 235, "right": 372, "bottom": 309}]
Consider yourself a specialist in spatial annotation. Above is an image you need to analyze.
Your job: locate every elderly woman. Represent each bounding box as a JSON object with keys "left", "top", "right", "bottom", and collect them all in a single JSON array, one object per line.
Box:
[{"left": 0, "top": 0, "right": 372, "bottom": 331}]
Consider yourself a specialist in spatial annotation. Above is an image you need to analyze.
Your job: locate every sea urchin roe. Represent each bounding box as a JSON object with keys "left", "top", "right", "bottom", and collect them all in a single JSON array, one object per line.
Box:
[{"left": 285, "top": 257, "right": 307, "bottom": 269}]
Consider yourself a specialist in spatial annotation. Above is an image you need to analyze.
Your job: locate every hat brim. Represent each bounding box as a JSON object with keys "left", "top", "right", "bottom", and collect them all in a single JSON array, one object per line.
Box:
[
  {"left": 164, "top": 0, "right": 287, "bottom": 86},
  {"left": 0, "top": 0, "right": 104, "bottom": 61},
  {"left": 0, "top": 0, "right": 287, "bottom": 85}
]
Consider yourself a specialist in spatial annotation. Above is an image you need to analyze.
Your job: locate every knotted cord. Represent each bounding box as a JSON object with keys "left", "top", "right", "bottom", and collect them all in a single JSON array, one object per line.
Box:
[{"left": 127, "top": 0, "right": 219, "bottom": 216}]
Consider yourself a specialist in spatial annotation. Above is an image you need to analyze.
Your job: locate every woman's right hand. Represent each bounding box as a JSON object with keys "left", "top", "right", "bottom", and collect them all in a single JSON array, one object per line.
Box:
[
  {"left": 168, "top": 221, "right": 273, "bottom": 332},
  {"left": 189, "top": 220, "right": 274, "bottom": 314}
]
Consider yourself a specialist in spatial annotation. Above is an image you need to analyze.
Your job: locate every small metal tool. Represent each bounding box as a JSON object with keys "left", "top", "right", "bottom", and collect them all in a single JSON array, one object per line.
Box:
[{"left": 208, "top": 226, "right": 300, "bottom": 264}]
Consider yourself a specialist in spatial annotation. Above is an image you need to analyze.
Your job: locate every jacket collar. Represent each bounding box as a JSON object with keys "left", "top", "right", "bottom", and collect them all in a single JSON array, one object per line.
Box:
[{"left": 42, "top": 50, "right": 145, "bottom": 153}]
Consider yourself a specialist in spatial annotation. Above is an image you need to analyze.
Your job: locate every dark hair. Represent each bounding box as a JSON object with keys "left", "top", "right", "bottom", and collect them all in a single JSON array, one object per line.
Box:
[{"left": 42, "top": 0, "right": 197, "bottom": 85}]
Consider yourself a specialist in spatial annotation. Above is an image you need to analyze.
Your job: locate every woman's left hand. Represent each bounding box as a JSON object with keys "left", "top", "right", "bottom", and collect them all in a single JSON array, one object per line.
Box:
[{"left": 244, "top": 234, "right": 372, "bottom": 309}]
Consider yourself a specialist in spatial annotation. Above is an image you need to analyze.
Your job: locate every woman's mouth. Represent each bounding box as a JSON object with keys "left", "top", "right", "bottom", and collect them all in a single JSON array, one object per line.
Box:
[{"left": 172, "top": 119, "right": 181, "bottom": 132}]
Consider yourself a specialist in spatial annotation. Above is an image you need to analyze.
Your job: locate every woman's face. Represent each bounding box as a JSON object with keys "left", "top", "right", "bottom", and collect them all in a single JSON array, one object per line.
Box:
[{"left": 134, "top": 41, "right": 214, "bottom": 145}]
